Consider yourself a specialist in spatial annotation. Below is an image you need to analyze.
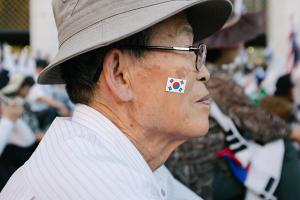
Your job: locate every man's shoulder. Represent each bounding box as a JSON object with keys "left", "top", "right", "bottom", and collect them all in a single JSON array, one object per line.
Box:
[
  {"left": 3, "top": 157, "right": 150, "bottom": 200},
  {"left": 16, "top": 118, "right": 150, "bottom": 199},
  {"left": 30, "top": 117, "right": 107, "bottom": 161},
  {"left": 27, "top": 117, "right": 149, "bottom": 177}
]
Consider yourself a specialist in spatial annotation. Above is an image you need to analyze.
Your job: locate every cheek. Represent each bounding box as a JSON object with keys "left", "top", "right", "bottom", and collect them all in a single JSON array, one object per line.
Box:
[
  {"left": 131, "top": 79, "right": 185, "bottom": 128},
  {"left": 130, "top": 63, "right": 197, "bottom": 127},
  {"left": 132, "top": 66, "right": 168, "bottom": 97}
]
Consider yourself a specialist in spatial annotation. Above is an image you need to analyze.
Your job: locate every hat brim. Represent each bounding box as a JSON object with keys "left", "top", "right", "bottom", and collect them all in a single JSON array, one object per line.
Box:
[
  {"left": 202, "top": 12, "right": 264, "bottom": 49},
  {"left": 38, "top": 0, "right": 232, "bottom": 84}
]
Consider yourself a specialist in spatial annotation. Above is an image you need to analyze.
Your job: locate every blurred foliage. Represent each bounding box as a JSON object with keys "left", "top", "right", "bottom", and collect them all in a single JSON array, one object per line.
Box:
[
  {"left": 0, "top": 0, "right": 29, "bottom": 31},
  {"left": 247, "top": 47, "right": 266, "bottom": 66},
  {"left": 244, "top": 0, "right": 266, "bottom": 12}
]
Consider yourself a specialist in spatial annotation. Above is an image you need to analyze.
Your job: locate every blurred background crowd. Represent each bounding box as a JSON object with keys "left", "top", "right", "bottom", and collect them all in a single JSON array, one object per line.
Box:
[{"left": 1, "top": 0, "right": 300, "bottom": 199}]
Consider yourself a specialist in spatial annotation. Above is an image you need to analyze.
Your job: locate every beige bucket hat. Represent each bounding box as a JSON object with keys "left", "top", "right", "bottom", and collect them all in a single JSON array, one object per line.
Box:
[
  {"left": 38, "top": 0, "right": 232, "bottom": 84},
  {"left": 1, "top": 73, "right": 26, "bottom": 95}
]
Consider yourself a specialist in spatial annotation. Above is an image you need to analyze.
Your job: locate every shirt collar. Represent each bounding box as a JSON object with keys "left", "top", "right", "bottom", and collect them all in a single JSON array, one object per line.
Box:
[{"left": 72, "top": 104, "right": 149, "bottom": 169}]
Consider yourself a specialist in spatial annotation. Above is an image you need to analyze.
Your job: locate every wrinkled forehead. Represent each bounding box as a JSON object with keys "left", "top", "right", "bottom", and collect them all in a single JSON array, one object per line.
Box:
[{"left": 149, "top": 13, "right": 194, "bottom": 44}]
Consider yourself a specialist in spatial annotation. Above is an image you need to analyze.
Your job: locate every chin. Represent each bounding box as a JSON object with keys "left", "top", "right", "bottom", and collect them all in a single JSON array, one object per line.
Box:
[{"left": 195, "top": 125, "right": 209, "bottom": 137}]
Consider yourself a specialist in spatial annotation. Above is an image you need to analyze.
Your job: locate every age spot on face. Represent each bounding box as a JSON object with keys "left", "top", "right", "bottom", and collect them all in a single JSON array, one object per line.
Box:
[{"left": 175, "top": 68, "right": 188, "bottom": 78}]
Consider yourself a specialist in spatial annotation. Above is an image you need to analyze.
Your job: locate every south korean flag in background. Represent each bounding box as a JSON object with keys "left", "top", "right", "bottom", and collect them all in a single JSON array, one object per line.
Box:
[{"left": 165, "top": 78, "right": 187, "bottom": 94}]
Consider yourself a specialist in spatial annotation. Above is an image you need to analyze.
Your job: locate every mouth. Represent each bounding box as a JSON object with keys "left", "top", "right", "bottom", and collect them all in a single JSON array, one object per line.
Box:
[{"left": 196, "top": 94, "right": 211, "bottom": 106}]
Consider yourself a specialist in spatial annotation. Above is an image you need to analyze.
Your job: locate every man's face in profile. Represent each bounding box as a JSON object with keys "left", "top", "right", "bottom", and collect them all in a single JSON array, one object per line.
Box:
[{"left": 127, "top": 13, "right": 211, "bottom": 139}]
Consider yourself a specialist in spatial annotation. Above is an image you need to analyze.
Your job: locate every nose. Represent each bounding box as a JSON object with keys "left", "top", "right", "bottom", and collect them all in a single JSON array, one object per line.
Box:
[{"left": 196, "top": 65, "right": 210, "bottom": 83}]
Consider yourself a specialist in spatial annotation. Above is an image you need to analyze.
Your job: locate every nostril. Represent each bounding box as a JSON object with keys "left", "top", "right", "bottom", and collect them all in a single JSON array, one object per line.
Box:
[{"left": 198, "top": 77, "right": 206, "bottom": 82}]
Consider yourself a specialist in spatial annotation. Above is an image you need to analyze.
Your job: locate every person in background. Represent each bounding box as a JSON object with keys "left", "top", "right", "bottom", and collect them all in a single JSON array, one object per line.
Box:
[
  {"left": 167, "top": 12, "right": 300, "bottom": 200},
  {"left": 0, "top": 73, "right": 40, "bottom": 189},
  {"left": 261, "top": 74, "right": 295, "bottom": 122},
  {"left": 27, "top": 59, "right": 70, "bottom": 131}
]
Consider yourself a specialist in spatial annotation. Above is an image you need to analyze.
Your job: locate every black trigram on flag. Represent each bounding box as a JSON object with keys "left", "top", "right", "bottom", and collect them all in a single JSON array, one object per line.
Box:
[{"left": 225, "top": 128, "right": 248, "bottom": 154}]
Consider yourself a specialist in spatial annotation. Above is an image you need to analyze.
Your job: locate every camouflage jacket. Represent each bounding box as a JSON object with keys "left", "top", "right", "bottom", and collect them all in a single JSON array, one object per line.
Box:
[{"left": 166, "top": 65, "right": 291, "bottom": 200}]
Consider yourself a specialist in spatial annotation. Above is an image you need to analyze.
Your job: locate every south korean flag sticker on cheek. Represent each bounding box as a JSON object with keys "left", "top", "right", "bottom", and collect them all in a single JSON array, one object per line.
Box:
[{"left": 165, "top": 78, "right": 187, "bottom": 94}]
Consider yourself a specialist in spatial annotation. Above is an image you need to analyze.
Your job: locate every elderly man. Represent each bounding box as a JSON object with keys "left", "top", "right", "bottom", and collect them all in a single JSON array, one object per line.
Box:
[{"left": 0, "top": 0, "right": 231, "bottom": 199}]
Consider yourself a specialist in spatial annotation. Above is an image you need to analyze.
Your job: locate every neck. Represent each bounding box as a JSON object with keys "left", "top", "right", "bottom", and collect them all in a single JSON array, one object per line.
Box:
[
  {"left": 127, "top": 128, "right": 184, "bottom": 171},
  {"left": 90, "top": 99, "right": 185, "bottom": 171}
]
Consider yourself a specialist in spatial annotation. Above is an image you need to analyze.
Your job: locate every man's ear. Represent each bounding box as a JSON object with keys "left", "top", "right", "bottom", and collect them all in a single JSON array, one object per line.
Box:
[{"left": 101, "top": 49, "right": 133, "bottom": 102}]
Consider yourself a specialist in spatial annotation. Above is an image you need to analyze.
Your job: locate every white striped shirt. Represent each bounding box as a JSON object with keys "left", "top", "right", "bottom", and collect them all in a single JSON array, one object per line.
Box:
[{"left": 0, "top": 104, "right": 202, "bottom": 200}]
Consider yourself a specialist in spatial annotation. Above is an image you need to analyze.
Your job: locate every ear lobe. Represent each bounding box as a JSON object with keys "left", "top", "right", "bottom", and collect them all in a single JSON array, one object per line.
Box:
[{"left": 102, "top": 49, "right": 133, "bottom": 102}]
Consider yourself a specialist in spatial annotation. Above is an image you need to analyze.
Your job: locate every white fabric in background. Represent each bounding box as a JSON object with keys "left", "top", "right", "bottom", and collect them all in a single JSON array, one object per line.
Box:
[
  {"left": 210, "top": 101, "right": 284, "bottom": 200},
  {"left": 0, "top": 117, "right": 36, "bottom": 156},
  {"left": 27, "top": 82, "right": 53, "bottom": 112}
]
